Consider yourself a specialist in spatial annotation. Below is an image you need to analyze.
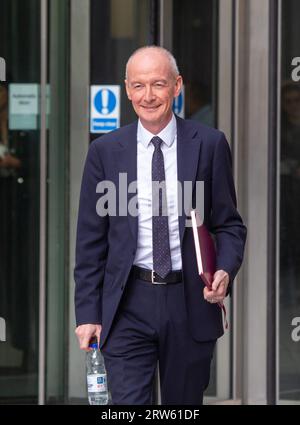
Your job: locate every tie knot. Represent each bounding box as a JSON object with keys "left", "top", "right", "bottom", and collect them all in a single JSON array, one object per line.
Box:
[{"left": 151, "top": 136, "right": 163, "bottom": 150}]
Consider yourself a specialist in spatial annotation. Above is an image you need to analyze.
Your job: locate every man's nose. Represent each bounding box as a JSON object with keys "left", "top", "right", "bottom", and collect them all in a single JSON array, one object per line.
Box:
[{"left": 144, "top": 86, "right": 155, "bottom": 102}]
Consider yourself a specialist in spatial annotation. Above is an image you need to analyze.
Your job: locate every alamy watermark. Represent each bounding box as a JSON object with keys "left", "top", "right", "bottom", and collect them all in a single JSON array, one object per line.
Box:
[
  {"left": 0, "top": 57, "right": 6, "bottom": 81},
  {"left": 0, "top": 317, "right": 6, "bottom": 342},
  {"left": 95, "top": 174, "right": 204, "bottom": 226},
  {"left": 291, "top": 57, "right": 300, "bottom": 82},
  {"left": 291, "top": 317, "right": 300, "bottom": 342}
]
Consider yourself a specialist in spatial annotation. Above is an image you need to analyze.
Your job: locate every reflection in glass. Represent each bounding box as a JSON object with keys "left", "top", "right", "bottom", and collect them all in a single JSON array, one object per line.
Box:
[
  {"left": 173, "top": 0, "right": 217, "bottom": 128},
  {"left": 280, "top": 0, "right": 300, "bottom": 402},
  {"left": 0, "top": 0, "right": 40, "bottom": 403}
]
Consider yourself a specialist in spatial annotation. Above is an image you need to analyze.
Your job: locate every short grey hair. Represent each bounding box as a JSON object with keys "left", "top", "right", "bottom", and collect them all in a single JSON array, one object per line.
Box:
[{"left": 125, "top": 45, "right": 180, "bottom": 80}]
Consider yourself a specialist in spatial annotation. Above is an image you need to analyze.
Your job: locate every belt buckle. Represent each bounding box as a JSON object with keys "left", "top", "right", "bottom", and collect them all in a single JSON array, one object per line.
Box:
[{"left": 151, "top": 270, "right": 167, "bottom": 285}]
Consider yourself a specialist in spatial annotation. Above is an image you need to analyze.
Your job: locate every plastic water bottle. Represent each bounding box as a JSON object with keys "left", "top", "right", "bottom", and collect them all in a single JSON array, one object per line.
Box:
[{"left": 86, "top": 340, "right": 109, "bottom": 405}]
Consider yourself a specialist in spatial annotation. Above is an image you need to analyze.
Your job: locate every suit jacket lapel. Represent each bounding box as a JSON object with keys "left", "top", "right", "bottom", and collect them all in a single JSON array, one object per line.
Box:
[
  {"left": 113, "top": 122, "right": 138, "bottom": 246},
  {"left": 176, "top": 117, "right": 202, "bottom": 244}
]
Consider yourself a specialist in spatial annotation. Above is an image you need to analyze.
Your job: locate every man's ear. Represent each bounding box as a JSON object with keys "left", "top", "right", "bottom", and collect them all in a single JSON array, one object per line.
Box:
[
  {"left": 174, "top": 75, "right": 183, "bottom": 98},
  {"left": 124, "top": 80, "right": 131, "bottom": 100}
]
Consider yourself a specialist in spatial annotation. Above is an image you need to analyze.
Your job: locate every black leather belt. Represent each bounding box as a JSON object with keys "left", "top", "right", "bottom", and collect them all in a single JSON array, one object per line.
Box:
[{"left": 131, "top": 266, "right": 183, "bottom": 284}]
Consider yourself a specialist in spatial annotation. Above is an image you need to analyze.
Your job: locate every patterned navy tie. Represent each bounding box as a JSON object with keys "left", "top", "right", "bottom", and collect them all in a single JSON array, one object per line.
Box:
[{"left": 151, "top": 136, "right": 172, "bottom": 278}]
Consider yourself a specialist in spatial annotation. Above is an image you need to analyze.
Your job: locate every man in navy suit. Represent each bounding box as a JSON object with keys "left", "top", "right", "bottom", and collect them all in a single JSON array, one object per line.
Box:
[{"left": 75, "top": 46, "right": 247, "bottom": 404}]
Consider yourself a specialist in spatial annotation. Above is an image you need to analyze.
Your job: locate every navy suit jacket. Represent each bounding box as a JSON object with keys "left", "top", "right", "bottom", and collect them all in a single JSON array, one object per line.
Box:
[{"left": 74, "top": 116, "right": 247, "bottom": 348}]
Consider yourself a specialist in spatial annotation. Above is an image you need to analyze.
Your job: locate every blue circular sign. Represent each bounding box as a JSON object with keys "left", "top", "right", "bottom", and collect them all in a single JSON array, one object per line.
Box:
[{"left": 94, "top": 89, "right": 116, "bottom": 115}]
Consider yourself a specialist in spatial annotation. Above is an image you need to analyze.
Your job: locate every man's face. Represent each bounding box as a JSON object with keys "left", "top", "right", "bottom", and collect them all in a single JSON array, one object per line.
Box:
[{"left": 125, "top": 51, "right": 182, "bottom": 133}]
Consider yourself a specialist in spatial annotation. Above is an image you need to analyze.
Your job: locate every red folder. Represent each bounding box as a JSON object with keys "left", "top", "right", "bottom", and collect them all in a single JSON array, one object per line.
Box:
[
  {"left": 191, "top": 209, "right": 228, "bottom": 329},
  {"left": 191, "top": 209, "right": 216, "bottom": 290}
]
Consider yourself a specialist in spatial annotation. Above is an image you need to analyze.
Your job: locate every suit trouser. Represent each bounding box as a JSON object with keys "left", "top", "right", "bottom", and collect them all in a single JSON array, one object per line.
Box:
[{"left": 101, "top": 274, "right": 216, "bottom": 405}]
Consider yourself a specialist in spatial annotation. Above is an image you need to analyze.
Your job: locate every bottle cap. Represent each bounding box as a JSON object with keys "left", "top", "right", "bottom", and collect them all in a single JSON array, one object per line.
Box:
[{"left": 88, "top": 337, "right": 98, "bottom": 349}]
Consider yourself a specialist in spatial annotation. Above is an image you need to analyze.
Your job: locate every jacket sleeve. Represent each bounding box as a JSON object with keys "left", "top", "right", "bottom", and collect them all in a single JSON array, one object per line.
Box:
[
  {"left": 210, "top": 133, "right": 247, "bottom": 288},
  {"left": 74, "top": 141, "right": 108, "bottom": 326}
]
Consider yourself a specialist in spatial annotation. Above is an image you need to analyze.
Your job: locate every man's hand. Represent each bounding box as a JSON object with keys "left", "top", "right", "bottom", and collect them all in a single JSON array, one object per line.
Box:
[
  {"left": 75, "top": 324, "right": 102, "bottom": 351},
  {"left": 203, "top": 270, "right": 229, "bottom": 304}
]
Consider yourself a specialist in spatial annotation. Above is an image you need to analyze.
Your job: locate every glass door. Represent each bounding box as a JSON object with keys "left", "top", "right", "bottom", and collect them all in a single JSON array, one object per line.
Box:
[
  {"left": 278, "top": 0, "right": 300, "bottom": 403},
  {"left": 0, "top": 0, "right": 41, "bottom": 403},
  {"left": 0, "top": 0, "right": 70, "bottom": 404}
]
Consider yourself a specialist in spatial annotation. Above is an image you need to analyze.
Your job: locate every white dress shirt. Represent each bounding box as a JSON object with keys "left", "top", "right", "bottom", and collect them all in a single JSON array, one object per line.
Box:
[{"left": 133, "top": 114, "right": 182, "bottom": 271}]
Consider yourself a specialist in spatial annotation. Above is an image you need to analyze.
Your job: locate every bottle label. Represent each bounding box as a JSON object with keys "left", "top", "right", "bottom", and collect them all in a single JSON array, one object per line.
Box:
[{"left": 87, "top": 374, "right": 107, "bottom": 393}]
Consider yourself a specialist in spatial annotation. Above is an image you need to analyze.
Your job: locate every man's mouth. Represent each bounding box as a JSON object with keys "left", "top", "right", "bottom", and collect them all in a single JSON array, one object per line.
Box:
[{"left": 141, "top": 105, "right": 160, "bottom": 111}]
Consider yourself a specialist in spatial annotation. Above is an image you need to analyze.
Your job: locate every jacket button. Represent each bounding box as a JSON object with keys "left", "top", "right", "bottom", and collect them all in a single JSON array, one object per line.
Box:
[{"left": 121, "top": 285, "right": 124, "bottom": 291}]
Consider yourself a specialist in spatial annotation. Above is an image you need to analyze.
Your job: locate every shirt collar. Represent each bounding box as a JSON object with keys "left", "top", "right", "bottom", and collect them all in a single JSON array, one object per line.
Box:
[{"left": 137, "top": 114, "right": 177, "bottom": 148}]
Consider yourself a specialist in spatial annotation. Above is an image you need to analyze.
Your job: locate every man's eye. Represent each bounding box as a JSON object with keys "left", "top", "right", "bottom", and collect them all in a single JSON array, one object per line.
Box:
[{"left": 133, "top": 84, "right": 142, "bottom": 89}]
